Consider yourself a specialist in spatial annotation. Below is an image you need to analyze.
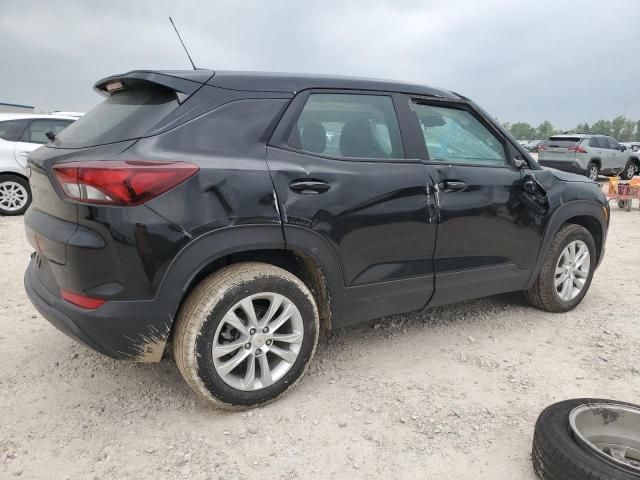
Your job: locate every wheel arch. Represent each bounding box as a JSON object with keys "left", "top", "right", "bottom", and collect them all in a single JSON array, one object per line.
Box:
[
  {"left": 588, "top": 158, "right": 601, "bottom": 169},
  {"left": 0, "top": 171, "right": 29, "bottom": 181},
  {"left": 526, "top": 200, "right": 608, "bottom": 289},
  {"left": 157, "top": 224, "right": 342, "bottom": 342}
]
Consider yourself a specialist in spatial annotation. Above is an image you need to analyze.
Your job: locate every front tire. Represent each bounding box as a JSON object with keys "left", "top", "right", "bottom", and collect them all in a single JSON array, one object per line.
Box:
[
  {"left": 174, "top": 262, "right": 319, "bottom": 408},
  {"left": 0, "top": 174, "right": 31, "bottom": 215},
  {"left": 621, "top": 160, "right": 637, "bottom": 180},
  {"left": 524, "top": 224, "right": 596, "bottom": 312}
]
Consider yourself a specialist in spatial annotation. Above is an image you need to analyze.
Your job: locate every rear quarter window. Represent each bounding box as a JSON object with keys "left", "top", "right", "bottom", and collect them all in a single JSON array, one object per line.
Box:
[
  {"left": 0, "top": 119, "right": 29, "bottom": 141},
  {"left": 54, "top": 88, "right": 178, "bottom": 148}
]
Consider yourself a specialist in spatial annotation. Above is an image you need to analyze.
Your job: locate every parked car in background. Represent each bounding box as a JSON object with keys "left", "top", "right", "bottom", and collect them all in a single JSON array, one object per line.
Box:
[
  {"left": 526, "top": 139, "right": 546, "bottom": 153},
  {"left": 538, "top": 134, "right": 639, "bottom": 180},
  {"left": 24, "top": 69, "right": 610, "bottom": 407},
  {"left": 0, "top": 114, "right": 76, "bottom": 215},
  {"left": 51, "top": 111, "right": 84, "bottom": 119},
  {"left": 621, "top": 142, "right": 640, "bottom": 152}
]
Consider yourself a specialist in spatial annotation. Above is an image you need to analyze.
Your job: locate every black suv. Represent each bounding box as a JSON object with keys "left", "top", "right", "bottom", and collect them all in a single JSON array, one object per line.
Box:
[{"left": 24, "top": 70, "right": 609, "bottom": 407}]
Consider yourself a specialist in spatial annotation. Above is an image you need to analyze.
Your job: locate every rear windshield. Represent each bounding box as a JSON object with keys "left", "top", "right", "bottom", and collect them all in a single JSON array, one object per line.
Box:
[
  {"left": 546, "top": 136, "right": 582, "bottom": 148},
  {"left": 53, "top": 87, "right": 178, "bottom": 148}
]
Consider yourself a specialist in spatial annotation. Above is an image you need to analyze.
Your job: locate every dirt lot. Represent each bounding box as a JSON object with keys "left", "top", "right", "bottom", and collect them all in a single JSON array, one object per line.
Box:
[{"left": 1, "top": 205, "right": 639, "bottom": 480}]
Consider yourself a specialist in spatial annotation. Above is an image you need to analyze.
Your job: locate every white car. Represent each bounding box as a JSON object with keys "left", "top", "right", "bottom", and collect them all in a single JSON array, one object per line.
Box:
[{"left": 0, "top": 113, "right": 76, "bottom": 215}]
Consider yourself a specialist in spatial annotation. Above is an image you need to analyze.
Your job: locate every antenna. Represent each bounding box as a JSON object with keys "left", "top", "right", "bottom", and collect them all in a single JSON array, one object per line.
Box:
[{"left": 169, "top": 17, "right": 197, "bottom": 70}]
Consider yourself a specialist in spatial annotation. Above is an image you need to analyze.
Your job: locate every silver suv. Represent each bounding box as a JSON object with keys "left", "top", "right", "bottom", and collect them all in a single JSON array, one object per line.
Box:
[{"left": 538, "top": 134, "right": 639, "bottom": 180}]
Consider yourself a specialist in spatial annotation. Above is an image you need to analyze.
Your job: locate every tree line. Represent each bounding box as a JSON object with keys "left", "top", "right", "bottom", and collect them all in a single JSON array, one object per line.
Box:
[{"left": 502, "top": 116, "right": 640, "bottom": 142}]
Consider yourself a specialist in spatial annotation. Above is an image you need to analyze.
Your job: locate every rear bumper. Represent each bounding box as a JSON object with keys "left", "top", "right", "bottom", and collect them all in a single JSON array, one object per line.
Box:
[
  {"left": 538, "top": 160, "right": 586, "bottom": 175},
  {"left": 24, "top": 254, "right": 173, "bottom": 362}
]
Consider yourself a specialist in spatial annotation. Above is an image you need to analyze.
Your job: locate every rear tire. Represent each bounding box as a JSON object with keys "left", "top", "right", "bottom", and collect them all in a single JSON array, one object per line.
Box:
[
  {"left": 586, "top": 162, "right": 599, "bottom": 181},
  {"left": 0, "top": 174, "right": 31, "bottom": 216},
  {"left": 524, "top": 224, "right": 596, "bottom": 312},
  {"left": 174, "top": 262, "right": 319, "bottom": 409}
]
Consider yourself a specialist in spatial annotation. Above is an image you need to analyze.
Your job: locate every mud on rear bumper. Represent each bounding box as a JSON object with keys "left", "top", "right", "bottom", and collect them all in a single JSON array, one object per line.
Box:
[{"left": 24, "top": 255, "right": 173, "bottom": 362}]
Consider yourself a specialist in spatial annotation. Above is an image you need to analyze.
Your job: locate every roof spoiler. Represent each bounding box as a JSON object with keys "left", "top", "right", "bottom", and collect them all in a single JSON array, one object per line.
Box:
[{"left": 93, "top": 70, "right": 214, "bottom": 103}]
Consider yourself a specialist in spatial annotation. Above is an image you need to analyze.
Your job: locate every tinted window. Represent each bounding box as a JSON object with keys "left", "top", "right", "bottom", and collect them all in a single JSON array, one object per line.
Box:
[
  {"left": 290, "top": 94, "right": 403, "bottom": 159},
  {"left": 55, "top": 87, "right": 178, "bottom": 148},
  {"left": 23, "top": 119, "right": 73, "bottom": 144},
  {"left": 606, "top": 137, "right": 620, "bottom": 150},
  {"left": 589, "top": 137, "right": 599, "bottom": 148},
  {"left": 413, "top": 103, "right": 506, "bottom": 165},
  {"left": 0, "top": 119, "right": 29, "bottom": 142}
]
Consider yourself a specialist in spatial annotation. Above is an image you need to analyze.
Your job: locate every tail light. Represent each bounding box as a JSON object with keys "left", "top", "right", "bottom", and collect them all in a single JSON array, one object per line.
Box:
[
  {"left": 61, "top": 288, "right": 106, "bottom": 309},
  {"left": 568, "top": 146, "right": 588, "bottom": 153},
  {"left": 52, "top": 160, "right": 199, "bottom": 206}
]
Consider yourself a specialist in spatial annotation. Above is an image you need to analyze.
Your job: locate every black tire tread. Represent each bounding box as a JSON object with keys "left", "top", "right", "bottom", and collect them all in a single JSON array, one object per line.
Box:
[
  {"left": 524, "top": 224, "right": 594, "bottom": 312},
  {"left": 173, "top": 262, "right": 319, "bottom": 410},
  {"left": 532, "top": 398, "right": 639, "bottom": 480}
]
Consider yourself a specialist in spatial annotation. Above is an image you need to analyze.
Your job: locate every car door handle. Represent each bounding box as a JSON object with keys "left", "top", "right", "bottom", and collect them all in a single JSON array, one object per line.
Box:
[
  {"left": 438, "top": 180, "right": 467, "bottom": 192},
  {"left": 289, "top": 179, "right": 330, "bottom": 194},
  {"left": 18, "top": 151, "right": 29, "bottom": 157}
]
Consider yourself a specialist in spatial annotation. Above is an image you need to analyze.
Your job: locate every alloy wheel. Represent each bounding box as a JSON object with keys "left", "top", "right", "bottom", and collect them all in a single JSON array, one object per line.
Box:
[
  {"left": 212, "top": 292, "right": 304, "bottom": 391},
  {"left": 626, "top": 163, "right": 636, "bottom": 179},
  {"left": 588, "top": 166, "right": 598, "bottom": 180},
  {"left": 555, "top": 240, "right": 590, "bottom": 301},
  {"left": 0, "top": 181, "right": 28, "bottom": 212}
]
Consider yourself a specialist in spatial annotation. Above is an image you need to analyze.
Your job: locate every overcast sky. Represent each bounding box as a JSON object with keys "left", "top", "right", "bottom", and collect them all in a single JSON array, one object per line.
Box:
[{"left": 1, "top": 0, "right": 639, "bottom": 128}]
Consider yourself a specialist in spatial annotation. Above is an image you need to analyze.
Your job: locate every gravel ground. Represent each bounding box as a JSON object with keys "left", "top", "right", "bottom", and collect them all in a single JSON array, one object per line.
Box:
[{"left": 1, "top": 204, "right": 639, "bottom": 480}]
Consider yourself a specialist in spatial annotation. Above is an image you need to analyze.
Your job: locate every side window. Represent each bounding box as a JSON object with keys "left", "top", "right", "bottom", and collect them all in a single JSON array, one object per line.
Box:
[
  {"left": 0, "top": 119, "right": 29, "bottom": 142},
  {"left": 596, "top": 137, "right": 607, "bottom": 149},
  {"left": 289, "top": 93, "right": 404, "bottom": 159},
  {"left": 412, "top": 102, "right": 507, "bottom": 166},
  {"left": 607, "top": 137, "right": 620, "bottom": 150},
  {"left": 589, "top": 137, "right": 599, "bottom": 148},
  {"left": 22, "top": 119, "right": 73, "bottom": 144}
]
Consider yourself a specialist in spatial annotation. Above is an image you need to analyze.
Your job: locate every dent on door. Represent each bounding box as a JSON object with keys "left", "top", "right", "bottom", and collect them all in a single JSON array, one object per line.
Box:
[{"left": 426, "top": 164, "right": 549, "bottom": 307}]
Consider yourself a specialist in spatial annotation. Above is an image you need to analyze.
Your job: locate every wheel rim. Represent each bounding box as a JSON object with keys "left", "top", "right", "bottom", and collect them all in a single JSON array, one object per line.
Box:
[
  {"left": 212, "top": 292, "right": 304, "bottom": 391},
  {"left": 626, "top": 164, "right": 635, "bottom": 178},
  {"left": 589, "top": 166, "right": 598, "bottom": 180},
  {"left": 0, "top": 181, "right": 28, "bottom": 212},
  {"left": 570, "top": 403, "right": 640, "bottom": 473},
  {"left": 555, "top": 240, "right": 590, "bottom": 301}
]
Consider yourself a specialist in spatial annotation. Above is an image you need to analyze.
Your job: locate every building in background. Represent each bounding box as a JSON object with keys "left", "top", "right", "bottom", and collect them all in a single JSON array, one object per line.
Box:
[{"left": 0, "top": 102, "right": 34, "bottom": 114}]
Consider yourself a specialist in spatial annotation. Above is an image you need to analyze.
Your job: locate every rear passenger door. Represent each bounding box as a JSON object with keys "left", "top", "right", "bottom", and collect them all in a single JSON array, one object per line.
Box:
[
  {"left": 267, "top": 91, "right": 437, "bottom": 325},
  {"left": 398, "top": 97, "right": 543, "bottom": 306}
]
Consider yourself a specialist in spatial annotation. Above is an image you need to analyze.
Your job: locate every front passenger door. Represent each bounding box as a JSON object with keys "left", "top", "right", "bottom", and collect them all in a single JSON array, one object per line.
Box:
[{"left": 403, "top": 98, "right": 544, "bottom": 306}]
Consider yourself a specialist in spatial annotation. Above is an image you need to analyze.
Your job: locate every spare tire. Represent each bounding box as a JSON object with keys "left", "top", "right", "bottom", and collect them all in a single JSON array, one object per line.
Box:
[{"left": 533, "top": 398, "right": 640, "bottom": 479}]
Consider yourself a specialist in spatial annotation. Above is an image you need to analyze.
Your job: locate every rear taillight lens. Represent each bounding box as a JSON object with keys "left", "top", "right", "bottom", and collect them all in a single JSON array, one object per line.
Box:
[
  {"left": 52, "top": 160, "right": 199, "bottom": 206},
  {"left": 60, "top": 288, "right": 106, "bottom": 309},
  {"left": 568, "top": 146, "right": 588, "bottom": 153}
]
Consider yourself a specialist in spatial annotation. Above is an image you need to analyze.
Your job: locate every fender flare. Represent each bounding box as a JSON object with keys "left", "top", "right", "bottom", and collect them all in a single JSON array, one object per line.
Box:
[
  {"left": 154, "top": 224, "right": 285, "bottom": 314},
  {"left": 526, "top": 200, "right": 608, "bottom": 289},
  {"left": 154, "top": 223, "right": 346, "bottom": 319}
]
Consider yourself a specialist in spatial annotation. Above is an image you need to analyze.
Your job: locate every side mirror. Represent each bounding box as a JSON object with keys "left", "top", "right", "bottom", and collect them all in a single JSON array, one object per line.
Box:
[
  {"left": 514, "top": 158, "right": 528, "bottom": 169},
  {"left": 620, "top": 145, "right": 627, "bottom": 151}
]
